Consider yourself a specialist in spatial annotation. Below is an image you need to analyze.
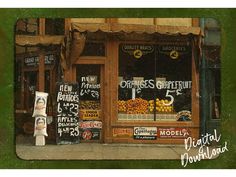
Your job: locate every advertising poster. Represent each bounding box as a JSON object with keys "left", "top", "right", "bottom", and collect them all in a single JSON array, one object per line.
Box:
[{"left": 0, "top": 8, "right": 235, "bottom": 170}]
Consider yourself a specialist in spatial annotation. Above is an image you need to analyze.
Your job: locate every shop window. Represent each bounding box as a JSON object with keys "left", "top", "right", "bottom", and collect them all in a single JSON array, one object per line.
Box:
[
  {"left": 15, "top": 59, "right": 22, "bottom": 109},
  {"left": 76, "top": 65, "right": 101, "bottom": 118},
  {"left": 45, "top": 18, "right": 65, "bottom": 35},
  {"left": 81, "top": 42, "right": 106, "bottom": 56},
  {"left": 118, "top": 42, "right": 192, "bottom": 121},
  {"left": 15, "top": 18, "right": 39, "bottom": 35},
  {"left": 24, "top": 71, "right": 38, "bottom": 112},
  {"left": 204, "top": 18, "right": 221, "bottom": 119}
]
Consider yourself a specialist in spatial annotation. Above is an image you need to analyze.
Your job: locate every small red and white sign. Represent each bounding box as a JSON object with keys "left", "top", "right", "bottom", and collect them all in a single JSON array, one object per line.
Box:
[
  {"left": 79, "top": 121, "right": 102, "bottom": 129},
  {"left": 81, "top": 129, "right": 93, "bottom": 140},
  {"left": 157, "top": 128, "right": 190, "bottom": 138}
]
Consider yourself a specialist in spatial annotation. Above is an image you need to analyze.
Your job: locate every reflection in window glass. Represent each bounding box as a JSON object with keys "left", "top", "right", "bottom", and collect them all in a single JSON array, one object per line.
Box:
[
  {"left": 45, "top": 18, "right": 65, "bottom": 35},
  {"left": 24, "top": 71, "right": 38, "bottom": 111},
  {"left": 118, "top": 41, "right": 192, "bottom": 122},
  {"left": 81, "top": 42, "right": 105, "bottom": 56}
]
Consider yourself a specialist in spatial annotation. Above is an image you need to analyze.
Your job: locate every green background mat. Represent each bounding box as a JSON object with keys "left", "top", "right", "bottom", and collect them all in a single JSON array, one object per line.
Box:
[{"left": 0, "top": 8, "right": 236, "bottom": 169}]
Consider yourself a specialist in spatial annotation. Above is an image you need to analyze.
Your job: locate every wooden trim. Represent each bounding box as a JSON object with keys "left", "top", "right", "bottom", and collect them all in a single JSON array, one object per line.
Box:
[
  {"left": 110, "top": 40, "right": 119, "bottom": 131},
  {"left": 111, "top": 121, "right": 198, "bottom": 127},
  {"left": 39, "top": 18, "right": 45, "bottom": 35},
  {"left": 74, "top": 56, "right": 106, "bottom": 65},
  {"left": 64, "top": 18, "right": 71, "bottom": 35},
  {"left": 38, "top": 52, "right": 45, "bottom": 91},
  {"left": 153, "top": 18, "right": 158, "bottom": 25},
  {"left": 100, "top": 65, "right": 105, "bottom": 143},
  {"left": 191, "top": 44, "right": 200, "bottom": 132},
  {"left": 106, "top": 18, "right": 118, "bottom": 24},
  {"left": 20, "top": 58, "right": 25, "bottom": 110},
  {"left": 192, "top": 18, "right": 200, "bottom": 27}
]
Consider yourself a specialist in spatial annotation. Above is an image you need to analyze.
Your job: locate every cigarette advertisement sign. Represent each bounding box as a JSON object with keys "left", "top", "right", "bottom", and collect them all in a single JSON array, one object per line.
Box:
[
  {"left": 157, "top": 128, "right": 190, "bottom": 138},
  {"left": 133, "top": 127, "right": 157, "bottom": 140}
]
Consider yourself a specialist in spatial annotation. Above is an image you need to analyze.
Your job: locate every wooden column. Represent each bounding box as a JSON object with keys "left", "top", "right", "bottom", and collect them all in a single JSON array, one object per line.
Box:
[
  {"left": 38, "top": 18, "right": 46, "bottom": 91},
  {"left": 36, "top": 18, "right": 46, "bottom": 146}
]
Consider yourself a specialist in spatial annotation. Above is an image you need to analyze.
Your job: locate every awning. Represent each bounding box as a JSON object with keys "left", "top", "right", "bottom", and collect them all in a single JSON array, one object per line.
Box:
[
  {"left": 72, "top": 23, "right": 202, "bottom": 36},
  {"left": 15, "top": 35, "right": 64, "bottom": 46}
]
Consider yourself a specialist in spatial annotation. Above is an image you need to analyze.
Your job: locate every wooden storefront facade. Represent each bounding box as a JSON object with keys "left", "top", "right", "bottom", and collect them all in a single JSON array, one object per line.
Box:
[{"left": 15, "top": 18, "right": 202, "bottom": 144}]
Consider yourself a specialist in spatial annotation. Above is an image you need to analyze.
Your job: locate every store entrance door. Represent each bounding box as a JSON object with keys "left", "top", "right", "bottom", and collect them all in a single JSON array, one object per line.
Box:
[{"left": 76, "top": 64, "right": 104, "bottom": 143}]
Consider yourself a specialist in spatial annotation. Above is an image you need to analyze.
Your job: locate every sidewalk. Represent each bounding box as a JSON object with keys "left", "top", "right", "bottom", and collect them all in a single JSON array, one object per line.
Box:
[
  {"left": 16, "top": 143, "right": 215, "bottom": 160},
  {"left": 15, "top": 135, "right": 218, "bottom": 160}
]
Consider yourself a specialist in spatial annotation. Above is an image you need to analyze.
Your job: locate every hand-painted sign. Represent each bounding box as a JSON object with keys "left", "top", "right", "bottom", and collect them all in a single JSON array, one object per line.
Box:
[
  {"left": 158, "top": 45, "right": 189, "bottom": 59},
  {"left": 113, "top": 128, "right": 133, "bottom": 138},
  {"left": 79, "top": 121, "right": 102, "bottom": 129},
  {"left": 121, "top": 44, "right": 154, "bottom": 59},
  {"left": 56, "top": 82, "right": 80, "bottom": 144},
  {"left": 133, "top": 127, "right": 157, "bottom": 140},
  {"left": 79, "top": 109, "right": 101, "bottom": 120},
  {"left": 157, "top": 128, "right": 191, "bottom": 138},
  {"left": 79, "top": 76, "right": 100, "bottom": 99},
  {"left": 24, "top": 54, "right": 55, "bottom": 67}
]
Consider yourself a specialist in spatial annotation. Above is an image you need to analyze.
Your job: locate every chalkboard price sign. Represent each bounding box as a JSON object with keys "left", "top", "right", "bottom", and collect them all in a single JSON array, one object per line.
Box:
[{"left": 56, "top": 82, "right": 80, "bottom": 144}]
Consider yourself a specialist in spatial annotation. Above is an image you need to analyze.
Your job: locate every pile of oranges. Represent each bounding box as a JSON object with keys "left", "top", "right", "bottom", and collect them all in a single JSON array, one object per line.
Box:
[
  {"left": 126, "top": 98, "right": 149, "bottom": 114},
  {"left": 118, "top": 100, "right": 127, "bottom": 112},
  {"left": 148, "top": 98, "right": 174, "bottom": 113}
]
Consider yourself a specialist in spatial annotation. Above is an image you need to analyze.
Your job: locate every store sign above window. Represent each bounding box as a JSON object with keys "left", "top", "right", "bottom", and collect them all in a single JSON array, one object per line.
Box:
[
  {"left": 24, "top": 54, "right": 55, "bottom": 67},
  {"left": 121, "top": 44, "right": 154, "bottom": 59},
  {"left": 158, "top": 45, "right": 189, "bottom": 60}
]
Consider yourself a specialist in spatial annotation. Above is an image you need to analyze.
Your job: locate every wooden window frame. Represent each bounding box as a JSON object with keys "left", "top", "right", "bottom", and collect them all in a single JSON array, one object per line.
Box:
[{"left": 110, "top": 40, "right": 200, "bottom": 128}]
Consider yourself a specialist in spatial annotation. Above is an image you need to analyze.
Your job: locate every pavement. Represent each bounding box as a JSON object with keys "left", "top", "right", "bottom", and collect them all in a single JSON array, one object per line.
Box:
[{"left": 16, "top": 135, "right": 219, "bottom": 160}]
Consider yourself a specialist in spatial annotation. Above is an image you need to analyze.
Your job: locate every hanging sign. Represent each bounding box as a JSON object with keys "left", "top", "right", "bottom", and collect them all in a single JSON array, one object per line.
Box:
[
  {"left": 56, "top": 82, "right": 80, "bottom": 144},
  {"left": 24, "top": 54, "right": 55, "bottom": 67},
  {"left": 133, "top": 127, "right": 157, "bottom": 140},
  {"left": 121, "top": 44, "right": 154, "bottom": 59},
  {"left": 158, "top": 45, "right": 189, "bottom": 59}
]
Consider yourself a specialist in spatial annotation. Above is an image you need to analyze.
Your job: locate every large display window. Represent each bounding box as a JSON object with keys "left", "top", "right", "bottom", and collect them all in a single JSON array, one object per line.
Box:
[{"left": 118, "top": 38, "right": 192, "bottom": 122}]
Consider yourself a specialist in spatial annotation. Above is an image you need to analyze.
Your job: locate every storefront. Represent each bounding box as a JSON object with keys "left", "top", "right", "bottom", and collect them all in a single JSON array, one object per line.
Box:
[
  {"left": 15, "top": 19, "right": 203, "bottom": 144},
  {"left": 63, "top": 23, "right": 202, "bottom": 144}
]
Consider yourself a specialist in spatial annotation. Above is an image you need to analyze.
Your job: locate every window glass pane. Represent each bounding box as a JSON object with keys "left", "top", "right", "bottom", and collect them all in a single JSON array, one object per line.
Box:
[
  {"left": 15, "top": 60, "right": 22, "bottom": 108},
  {"left": 156, "top": 38, "right": 192, "bottom": 121},
  {"left": 24, "top": 71, "right": 38, "bottom": 111},
  {"left": 81, "top": 42, "right": 105, "bottom": 56},
  {"left": 76, "top": 65, "right": 101, "bottom": 113},
  {"left": 45, "top": 18, "right": 65, "bottom": 35},
  {"left": 118, "top": 44, "right": 155, "bottom": 121},
  {"left": 118, "top": 40, "right": 192, "bottom": 122}
]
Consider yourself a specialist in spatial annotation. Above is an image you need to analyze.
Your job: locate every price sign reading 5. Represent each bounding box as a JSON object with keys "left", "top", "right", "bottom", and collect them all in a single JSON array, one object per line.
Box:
[{"left": 163, "top": 90, "right": 175, "bottom": 106}]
